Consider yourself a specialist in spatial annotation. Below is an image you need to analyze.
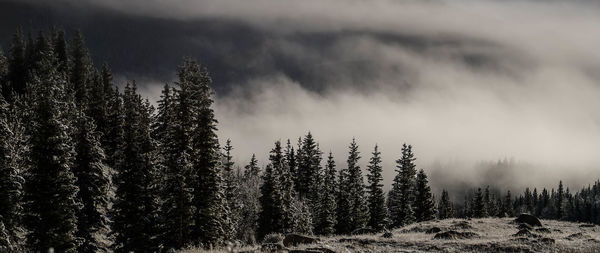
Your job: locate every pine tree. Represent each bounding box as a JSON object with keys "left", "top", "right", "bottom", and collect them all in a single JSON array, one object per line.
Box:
[
  {"left": 366, "top": 145, "right": 387, "bottom": 231},
  {"left": 472, "top": 188, "right": 487, "bottom": 218},
  {"left": 51, "top": 28, "right": 69, "bottom": 74},
  {"left": 0, "top": 94, "right": 26, "bottom": 251},
  {"left": 296, "top": 132, "right": 323, "bottom": 226},
  {"left": 316, "top": 152, "right": 337, "bottom": 235},
  {"left": 556, "top": 181, "right": 565, "bottom": 219},
  {"left": 87, "top": 70, "right": 108, "bottom": 140},
  {"left": 414, "top": 169, "right": 436, "bottom": 222},
  {"left": 244, "top": 154, "right": 260, "bottom": 177},
  {"left": 112, "top": 83, "right": 159, "bottom": 252},
  {"left": 155, "top": 73, "right": 194, "bottom": 250},
  {"left": 388, "top": 143, "right": 417, "bottom": 227},
  {"left": 257, "top": 159, "right": 282, "bottom": 239},
  {"left": 335, "top": 156, "right": 352, "bottom": 234},
  {"left": 6, "top": 28, "right": 26, "bottom": 98},
  {"left": 222, "top": 139, "right": 238, "bottom": 240},
  {"left": 177, "top": 59, "right": 230, "bottom": 246},
  {"left": 24, "top": 44, "right": 81, "bottom": 252},
  {"left": 438, "top": 190, "right": 454, "bottom": 219},
  {"left": 345, "top": 139, "right": 369, "bottom": 231},
  {"left": 72, "top": 112, "right": 111, "bottom": 252},
  {"left": 502, "top": 190, "right": 514, "bottom": 217},
  {"left": 0, "top": 48, "right": 7, "bottom": 95},
  {"left": 236, "top": 155, "right": 262, "bottom": 244},
  {"left": 69, "top": 31, "right": 92, "bottom": 106}
]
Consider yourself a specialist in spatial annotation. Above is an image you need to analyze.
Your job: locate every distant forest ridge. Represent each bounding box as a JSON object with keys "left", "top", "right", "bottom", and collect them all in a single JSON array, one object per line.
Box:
[{"left": 0, "top": 28, "right": 599, "bottom": 253}]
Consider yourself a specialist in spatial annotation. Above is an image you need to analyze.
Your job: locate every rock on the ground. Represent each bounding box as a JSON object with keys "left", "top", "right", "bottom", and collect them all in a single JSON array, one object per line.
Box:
[
  {"left": 382, "top": 231, "right": 393, "bottom": 238},
  {"left": 514, "top": 214, "right": 542, "bottom": 227},
  {"left": 433, "top": 230, "right": 479, "bottom": 240},
  {"left": 283, "top": 234, "right": 319, "bottom": 247}
]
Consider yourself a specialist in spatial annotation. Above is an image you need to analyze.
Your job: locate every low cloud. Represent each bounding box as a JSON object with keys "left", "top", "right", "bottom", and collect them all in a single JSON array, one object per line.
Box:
[{"left": 12, "top": 0, "right": 600, "bottom": 193}]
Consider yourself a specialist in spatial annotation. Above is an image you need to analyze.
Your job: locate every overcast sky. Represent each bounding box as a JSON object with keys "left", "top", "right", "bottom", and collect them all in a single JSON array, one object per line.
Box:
[{"left": 3, "top": 0, "right": 600, "bottom": 195}]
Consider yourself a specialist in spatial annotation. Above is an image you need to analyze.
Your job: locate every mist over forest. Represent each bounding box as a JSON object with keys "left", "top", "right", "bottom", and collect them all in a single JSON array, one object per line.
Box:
[{"left": 2, "top": 1, "right": 600, "bottom": 251}]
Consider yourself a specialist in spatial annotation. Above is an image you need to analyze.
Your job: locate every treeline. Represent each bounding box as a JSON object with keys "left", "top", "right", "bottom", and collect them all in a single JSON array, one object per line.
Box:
[
  {"left": 0, "top": 27, "right": 599, "bottom": 253},
  {"left": 458, "top": 181, "right": 600, "bottom": 225}
]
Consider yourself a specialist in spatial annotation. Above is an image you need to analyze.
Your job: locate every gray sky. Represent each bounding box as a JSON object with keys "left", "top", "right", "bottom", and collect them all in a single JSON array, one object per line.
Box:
[{"left": 3, "top": 0, "right": 600, "bottom": 194}]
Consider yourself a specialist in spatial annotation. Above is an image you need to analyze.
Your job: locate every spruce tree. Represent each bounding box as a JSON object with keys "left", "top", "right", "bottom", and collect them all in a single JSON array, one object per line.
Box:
[
  {"left": 6, "top": 28, "right": 26, "bottom": 98},
  {"left": 178, "top": 59, "right": 229, "bottom": 246},
  {"left": 556, "top": 181, "right": 565, "bottom": 219},
  {"left": 335, "top": 157, "right": 352, "bottom": 234},
  {"left": 257, "top": 162, "right": 282, "bottom": 239},
  {"left": 244, "top": 154, "right": 260, "bottom": 177},
  {"left": 296, "top": 132, "right": 323, "bottom": 226},
  {"left": 345, "top": 139, "right": 369, "bottom": 231},
  {"left": 155, "top": 73, "right": 194, "bottom": 250},
  {"left": 366, "top": 145, "right": 387, "bottom": 231},
  {"left": 472, "top": 188, "right": 487, "bottom": 218},
  {"left": 222, "top": 139, "right": 239, "bottom": 240},
  {"left": 72, "top": 112, "right": 111, "bottom": 252},
  {"left": 414, "top": 169, "right": 436, "bottom": 222},
  {"left": 112, "top": 83, "right": 159, "bottom": 252},
  {"left": 438, "top": 190, "right": 454, "bottom": 219},
  {"left": 388, "top": 143, "right": 416, "bottom": 227},
  {"left": 0, "top": 48, "right": 7, "bottom": 95},
  {"left": 24, "top": 44, "right": 81, "bottom": 252},
  {"left": 0, "top": 94, "right": 26, "bottom": 251},
  {"left": 236, "top": 155, "right": 262, "bottom": 243},
  {"left": 51, "top": 29, "right": 69, "bottom": 74},
  {"left": 316, "top": 152, "right": 337, "bottom": 235},
  {"left": 69, "top": 31, "right": 92, "bottom": 106},
  {"left": 503, "top": 190, "right": 514, "bottom": 217}
]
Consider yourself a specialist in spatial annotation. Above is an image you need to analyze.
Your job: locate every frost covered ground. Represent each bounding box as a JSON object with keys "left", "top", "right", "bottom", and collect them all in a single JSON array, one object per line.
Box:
[{"left": 183, "top": 218, "right": 600, "bottom": 252}]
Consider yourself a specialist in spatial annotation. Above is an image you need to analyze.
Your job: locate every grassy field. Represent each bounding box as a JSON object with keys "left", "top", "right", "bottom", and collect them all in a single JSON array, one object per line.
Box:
[{"left": 182, "top": 218, "right": 600, "bottom": 252}]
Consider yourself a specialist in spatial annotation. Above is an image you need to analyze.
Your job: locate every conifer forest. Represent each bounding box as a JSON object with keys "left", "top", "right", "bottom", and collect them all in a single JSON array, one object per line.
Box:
[
  {"left": 3, "top": 0, "right": 600, "bottom": 252},
  {"left": 0, "top": 27, "right": 599, "bottom": 252}
]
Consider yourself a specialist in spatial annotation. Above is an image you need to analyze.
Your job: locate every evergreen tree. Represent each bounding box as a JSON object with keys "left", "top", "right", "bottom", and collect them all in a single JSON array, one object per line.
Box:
[
  {"left": 72, "top": 112, "right": 111, "bottom": 252},
  {"left": 69, "top": 31, "right": 92, "bottom": 106},
  {"left": 438, "top": 190, "right": 454, "bottom": 219},
  {"left": 414, "top": 169, "right": 436, "bottom": 222},
  {"left": 472, "top": 188, "right": 487, "bottom": 218},
  {"left": 296, "top": 132, "right": 323, "bottom": 226},
  {"left": 257, "top": 161, "right": 282, "bottom": 239},
  {"left": 244, "top": 154, "right": 260, "bottom": 177},
  {"left": 316, "top": 152, "right": 337, "bottom": 235},
  {"left": 345, "top": 139, "right": 369, "bottom": 231},
  {"left": 112, "top": 83, "right": 159, "bottom": 252},
  {"left": 0, "top": 48, "right": 7, "bottom": 95},
  {"left": 366, "top": 145, "right": 387, "bottom": 231},
  {"left": 556, "top": 181, "right": 565, "bottom": 219},
  {"left": 222, "top": 139, "right": 239, "bottom": 240},
  {"left": 51, "top": 29, "right": 69, "bottom": 74},
  {"left": 178, "top": 59, "right": 230, "bottom": 246},
  {"left": 6, "top": 28, "right": 26, "bottom": 98},
  {"left": 335, "top": 156, "right": 352, "bottom": 234},
  {"left": 24, "top": 44, "right": 81, "bottom": 252},
  {"left": 0, "top": 94, "right": 26, "bottom": 251},
  {"left": 503, "top": 190, "right": 514, "bottom": 217},
  {"left": 388, "top": 143, "right": 416, "bottom": 227}
]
